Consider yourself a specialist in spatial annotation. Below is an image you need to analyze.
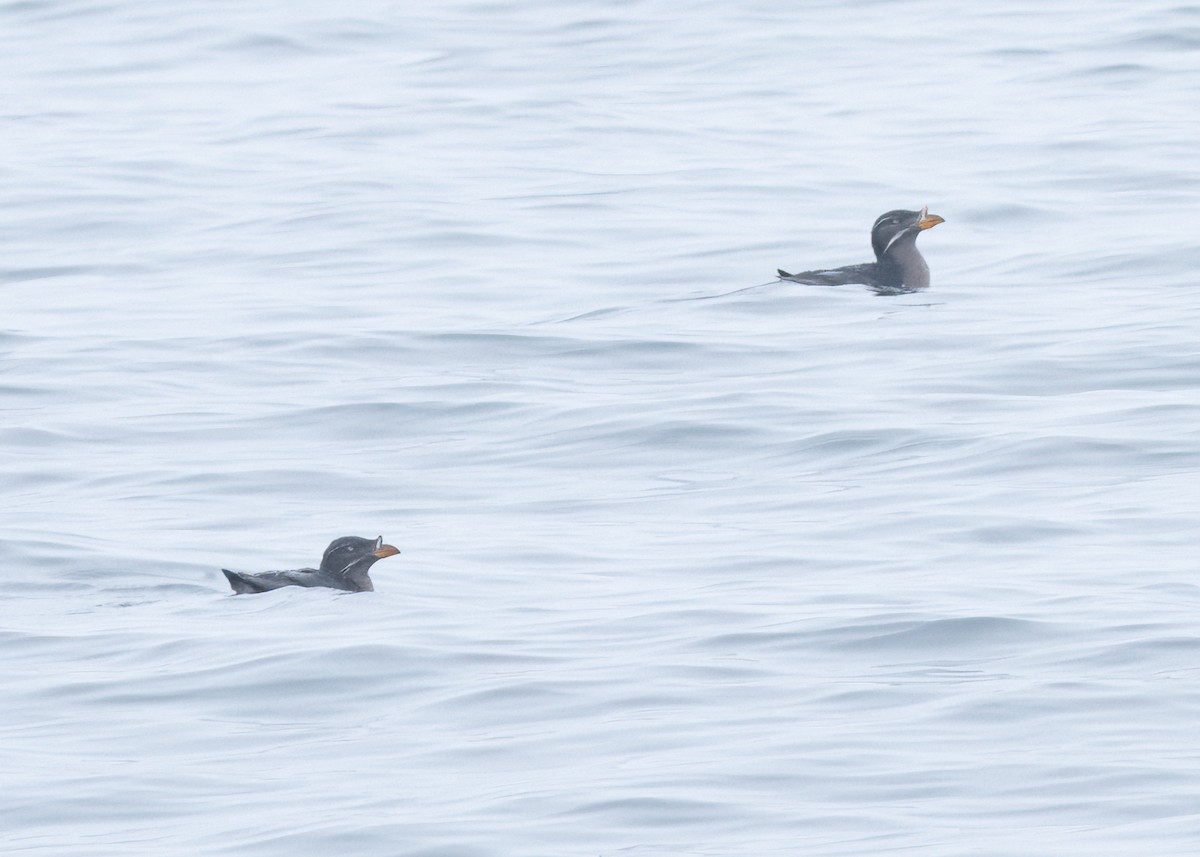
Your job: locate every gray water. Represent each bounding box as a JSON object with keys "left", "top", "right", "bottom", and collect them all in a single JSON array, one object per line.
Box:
[{"left": 3, "top": 2, "right": 1200, "bottom": 855}]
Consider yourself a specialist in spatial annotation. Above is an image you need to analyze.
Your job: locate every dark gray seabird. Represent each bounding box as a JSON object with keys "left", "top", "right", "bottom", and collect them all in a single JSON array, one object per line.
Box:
[
  {"left": 222, "top": 535, "right": 400, "bottom": 594},
  {"left": 777, "top": 207, "right": 945, "bottom": 294}
]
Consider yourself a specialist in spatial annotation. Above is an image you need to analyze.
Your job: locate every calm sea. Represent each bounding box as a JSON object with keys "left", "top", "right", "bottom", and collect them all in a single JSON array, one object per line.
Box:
[{"left": 3, "top": 1, "right": 1200, "bottom": 855}]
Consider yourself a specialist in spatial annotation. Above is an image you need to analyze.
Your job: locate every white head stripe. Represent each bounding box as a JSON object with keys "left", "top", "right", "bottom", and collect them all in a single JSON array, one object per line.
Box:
[{"left": 882, "top": 225, "right": 917, "bottom": 256}]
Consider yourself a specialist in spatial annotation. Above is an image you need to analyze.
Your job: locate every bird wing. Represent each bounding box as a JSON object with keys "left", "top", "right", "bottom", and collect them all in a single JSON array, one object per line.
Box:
[
  {"left": 222, "top": 567, "right": 319, "bottom": 594},
  {"left": 778, "top": 264, "right": 879, "bottom": 287}
]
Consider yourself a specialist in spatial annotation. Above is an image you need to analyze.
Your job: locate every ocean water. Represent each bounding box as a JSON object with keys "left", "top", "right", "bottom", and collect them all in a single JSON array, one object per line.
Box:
[{"left": 3, "top": 1, "right": 1200, "bottom": 854}]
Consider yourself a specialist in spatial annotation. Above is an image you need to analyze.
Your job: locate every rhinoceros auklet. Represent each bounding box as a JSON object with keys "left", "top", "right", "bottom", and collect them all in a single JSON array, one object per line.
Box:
[
  {"left": 222, "top": 535, "right": 400, "bottom": 594},
  {"left": 777, "top": 206, "right": 944, "bottom": 293}
]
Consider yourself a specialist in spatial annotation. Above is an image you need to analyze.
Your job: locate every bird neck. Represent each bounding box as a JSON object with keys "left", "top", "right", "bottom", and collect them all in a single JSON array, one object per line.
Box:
[
  {"left": 322, "top": 557, "right": 376, "bottom": 591},
  {"left": 877, "top": 234, "right": 930, "bottom": 289}
]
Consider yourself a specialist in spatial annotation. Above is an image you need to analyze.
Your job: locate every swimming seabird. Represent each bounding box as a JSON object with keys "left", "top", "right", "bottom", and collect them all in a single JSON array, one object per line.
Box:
[
  {"left": 777, "top": 206, "right": 945, "bottom": 293},
  {"left": 222, "top": 535, "right": 400, "bottom": 594}
]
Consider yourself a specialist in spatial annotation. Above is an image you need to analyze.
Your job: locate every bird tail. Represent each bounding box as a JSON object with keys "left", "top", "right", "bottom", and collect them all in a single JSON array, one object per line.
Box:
[
  {"left": 777, "top": 269, "right": 792, "bottom": 278},
  {"left": 222, "top": 569, "right": 257, "bottom": 594}
]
